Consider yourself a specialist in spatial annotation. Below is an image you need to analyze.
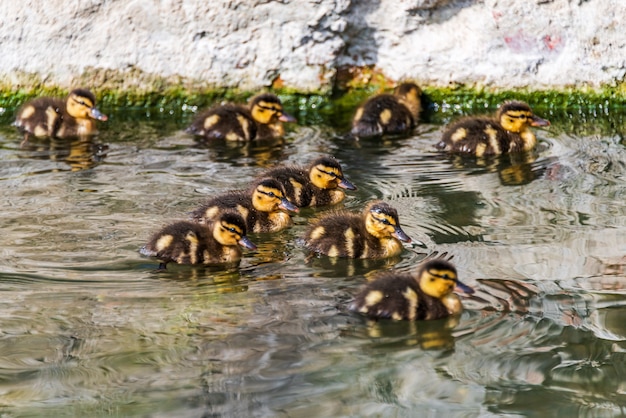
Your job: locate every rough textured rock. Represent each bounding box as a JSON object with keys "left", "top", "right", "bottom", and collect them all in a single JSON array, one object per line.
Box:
[{"left": 0, "top": 0, "right": 624, "bottom": 93}]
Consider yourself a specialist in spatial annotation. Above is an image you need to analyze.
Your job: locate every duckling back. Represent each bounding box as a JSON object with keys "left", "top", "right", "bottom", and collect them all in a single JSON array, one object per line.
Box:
[
  {"left": 140, "top": 220, "right": 243, "bottom": 267},
  {"left": 352, "top": 94, "right": 414, "bottom": 138},
  {"left": 437, "top": 116, "right": 510, "bottom": 156},
  {"left": 15, "top": 97, "right": 65, "bottom": 138},
  {"left": 351, "top": 82, "right": 421, "bottom": 138},
  {"left": 304, "top": 211, "right": 369, "bottom": 258},
  {"left": 349, "top": 273, "right": 451, "bottom": 321},
  {"left": 186, "top": 104, "right": 257, "bottom": 141}
]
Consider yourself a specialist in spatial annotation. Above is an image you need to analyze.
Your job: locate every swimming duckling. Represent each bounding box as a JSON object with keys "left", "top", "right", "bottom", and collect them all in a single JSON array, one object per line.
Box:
[
  {"left": 186, "top": 93, "right": 296, "bottom": 141},
  {"left": 140, "top": 212, "right": 257, "bottom": 269},
  {"left": 261, "top": 156, "right": 356, "bottom": 207},
  {"left": 304, "top": 201, "right": 412, "bottom": 259},
  {"left": 349, "top": 259, "right": 474, "bottom": 321},
  {"left": 436, "top": 101, "right": 550, "bottom": 156},
  {"left": 15, "top": 89, "right": 108, "bottom": 144},
  {"left": 190, "top": 178, "right": 299, "bottom": 233},
  {"left": 351, "top": 82, "right": 422, "bottom": 138}
]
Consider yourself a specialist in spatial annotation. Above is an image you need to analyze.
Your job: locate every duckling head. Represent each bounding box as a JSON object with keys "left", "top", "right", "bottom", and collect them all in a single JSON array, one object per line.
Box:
[
  {"left": 394, "top": 82, "right": 422, "bottom": 118},
  {"left": 251, "top": 178, "right": 300, "bottom": 213},
  {"left": 364, "top": 201, "right": 411, "bottom": 242},
  {"left": 66, "top": 89, "right": 108, "bottom": 121},
  {"left": 249, "top": 93, "right": 296, "bottom": 126},
  {"left": 212, "top": 211, "right": 257, "bottom": 250},
  {"left": 417, "top": 260, "right": 474, "bottom": 299},
  {"left": 497, "top": 101, "right": 549, "bottom": 133},
  {"left": 308, "top": 156, "right": 357, "bottom": 190}
]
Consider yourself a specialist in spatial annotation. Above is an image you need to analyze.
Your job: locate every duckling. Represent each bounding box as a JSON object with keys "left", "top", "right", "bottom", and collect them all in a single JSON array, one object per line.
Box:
[
  {"left": 14, "top": 88, "right": 108, "bottom": 142},
  {"left": 186, "top": 93, "right": 296, "bottom": 141},
  {"left": 304, "top": 201, "right": 412, "bottom": 259},
  {"left": 190, "top": 178, "right": 299, "bottom": 233},
  {"left": 351, "top": 82, "right": 422, "bottom": 138},
  {"left": 436, "top": 101, "right": 550, "bottom": 156},
  {"left": 349, "top": 259, "right": 474, "bottom": 321},
  {"left": 261, "top": 156, "right": 356, "bottom": 207},
  {"left": 140, "top": 212, "right": 257, "bottom": 269}
]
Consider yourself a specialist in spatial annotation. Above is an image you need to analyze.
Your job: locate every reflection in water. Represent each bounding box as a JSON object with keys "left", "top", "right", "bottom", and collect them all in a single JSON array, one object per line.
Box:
[
  {"left": 0, "top": 105, "right": 626, "bottom": 415},
  {"left": 18, "top": 137, "right": 109, "bottom": 171}
]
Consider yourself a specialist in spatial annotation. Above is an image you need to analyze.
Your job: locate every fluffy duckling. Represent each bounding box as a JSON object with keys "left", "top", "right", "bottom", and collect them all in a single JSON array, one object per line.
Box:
[
  {"left": 351, "top": 82, "right": 422, "bottom": 138},
  {"left": 14, "top": 88, "right": 108, "bottom": 141},
  {"left": 186, "top": 93, "right": 296, "bottom": 141},
  {"left": 261, "top": 156, "right": 356, "bottom": 207},
  {"left": 436, "top": 101, "right": 550, "bottom": 156},
  {"left": 304, "top": 201, "right": 412, "bottom": 259},
  {"left": 349, "top": 260, "right": 474, "bottom": 321},
  {"left": 190, "top": 178, "right": 299, "bottom": 233},
  {"left": 140, "top": 212, "right": 257, "bottom": 269}
]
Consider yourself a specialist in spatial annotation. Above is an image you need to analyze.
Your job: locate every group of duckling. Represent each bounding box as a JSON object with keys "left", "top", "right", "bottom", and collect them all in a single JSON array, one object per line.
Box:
[{"left": 13, "top": 82, "right": 552, "bottom": 323}]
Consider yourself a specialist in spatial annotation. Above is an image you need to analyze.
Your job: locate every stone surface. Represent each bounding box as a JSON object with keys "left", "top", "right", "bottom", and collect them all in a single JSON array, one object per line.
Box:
[{"left": 0, "top": 0, "right": 624, "bottom": 93}]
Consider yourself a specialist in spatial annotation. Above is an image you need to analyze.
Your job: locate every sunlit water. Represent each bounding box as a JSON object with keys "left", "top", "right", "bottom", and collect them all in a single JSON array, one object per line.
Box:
[{"left": 0, "top": 101, "right": 625, "bottom": 417}]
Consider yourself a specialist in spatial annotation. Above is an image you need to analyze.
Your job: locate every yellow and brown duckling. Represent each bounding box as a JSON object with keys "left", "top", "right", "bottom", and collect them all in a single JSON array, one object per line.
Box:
[
  {"left": 140, "top": 211, "right": 257, "bottom": 269},
  {"left": 186, "top": 93, "right": 296, "bottom": 141},
  {"left": 14, "top": 88, "right": 108, "bottom": 142},
  {"left": 351, "top": 82, "right": 422, "bottom": 138},
  {"left": 349, "top": 259, "right": 474, "bottom": 321},
  {"left": 261, "top": 156, "right": 356, "bottom": 207},
  {"left": 190, "top": 178, "right": 299, "bottom": 233},
  {"left": 436, "top": 101, "right": 550, "bottom": 156},
  {"left": 304, "top": 201, "right": 412, "bottom": 259}
]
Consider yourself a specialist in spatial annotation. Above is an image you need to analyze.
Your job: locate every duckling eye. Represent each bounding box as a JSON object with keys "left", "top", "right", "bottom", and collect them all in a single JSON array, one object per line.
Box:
[{"left": 377, "top": 217, "right": 391, "bottom": 225}]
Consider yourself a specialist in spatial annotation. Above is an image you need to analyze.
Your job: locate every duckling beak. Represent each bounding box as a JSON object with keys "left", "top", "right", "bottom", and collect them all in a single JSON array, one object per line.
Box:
[
  {"left": 279, "top": 112, "right": 297, "bottom": 123},
  {"left": 454, "top": 280, "right": 475, "bottom": 295},
  {"left": 89, "top": 108, "right": 108, "bottom": 122},
  {"left": 530, "top": 115, "right": 550, "bottom": 127},
  {"left": 238, "top": 236, "right": 257, "bottom": 250},
  {"left": 338, "top": 177, "right": 357, "bottom": 190},
  {"left": 279, "top": 197, "right": 299, "bottom": 213},
  {"left": 392, "top": 226, "right": 412, "bottom": 243}
]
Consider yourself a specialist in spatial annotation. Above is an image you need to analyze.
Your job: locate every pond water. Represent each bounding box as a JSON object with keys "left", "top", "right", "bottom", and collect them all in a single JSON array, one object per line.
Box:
[{"left": 0, "top": 98, "right": 625, "bottom": 416}]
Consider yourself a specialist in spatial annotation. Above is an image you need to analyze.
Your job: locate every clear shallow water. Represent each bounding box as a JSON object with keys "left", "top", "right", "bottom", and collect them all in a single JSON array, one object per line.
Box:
[{"left": 0, "top": 103, "right": 625, "bottom": 416}]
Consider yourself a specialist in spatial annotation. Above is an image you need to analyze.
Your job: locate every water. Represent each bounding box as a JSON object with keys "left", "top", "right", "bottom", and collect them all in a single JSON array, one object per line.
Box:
[{"left": 0, "top": 101, "right": 625, "bottom": 416}]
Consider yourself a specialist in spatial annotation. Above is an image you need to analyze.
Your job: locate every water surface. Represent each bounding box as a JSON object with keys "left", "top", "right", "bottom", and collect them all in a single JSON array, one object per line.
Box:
[{"left": 0, "top": 102, "right": 625, "bottom": 416}]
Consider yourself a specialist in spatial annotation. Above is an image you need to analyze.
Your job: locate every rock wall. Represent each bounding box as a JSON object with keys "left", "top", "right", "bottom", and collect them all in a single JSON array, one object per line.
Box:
[{"left": 1, "top": 0, "right": 624, "bottom": 93}]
